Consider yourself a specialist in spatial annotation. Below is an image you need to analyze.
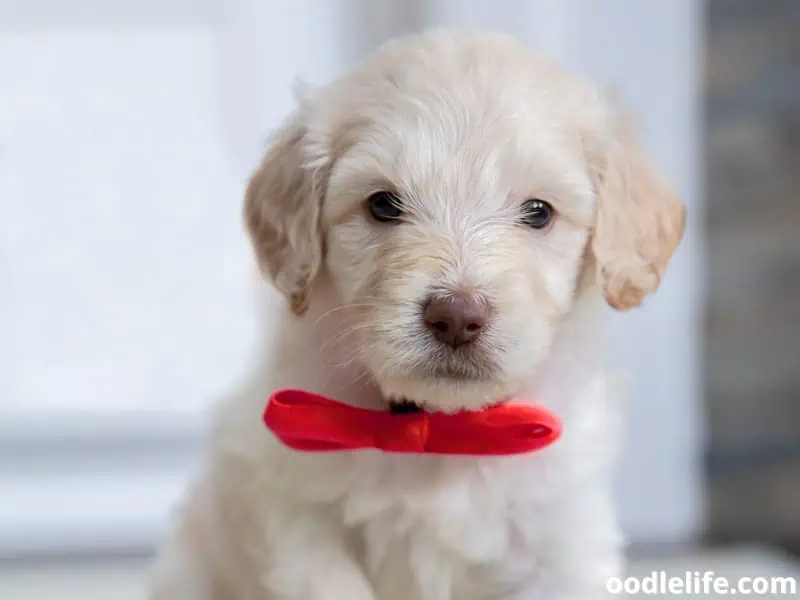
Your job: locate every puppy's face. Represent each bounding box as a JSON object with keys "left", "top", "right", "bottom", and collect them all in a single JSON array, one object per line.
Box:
[
  {"left": 245, "top": 31, "right": 685, "bottom": 411},
  {"left": 322, "top": 96, "right": 594, "bottom": 411}
]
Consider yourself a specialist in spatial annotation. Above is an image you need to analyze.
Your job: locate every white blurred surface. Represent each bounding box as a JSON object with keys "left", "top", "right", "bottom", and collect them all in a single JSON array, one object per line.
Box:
[{"left": 0, "top": 28, "right": 258, "bottom": 413}]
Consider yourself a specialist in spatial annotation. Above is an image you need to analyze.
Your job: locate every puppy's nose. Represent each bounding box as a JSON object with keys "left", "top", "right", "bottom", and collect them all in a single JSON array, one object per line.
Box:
[{"left": 423, "top": 293, "right": 489, "bottom": 348}]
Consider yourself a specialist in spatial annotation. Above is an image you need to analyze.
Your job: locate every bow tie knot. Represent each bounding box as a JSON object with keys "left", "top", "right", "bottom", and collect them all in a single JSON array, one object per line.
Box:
[{"left": 374, "top": 413, "right": 430, "bottom": 452}]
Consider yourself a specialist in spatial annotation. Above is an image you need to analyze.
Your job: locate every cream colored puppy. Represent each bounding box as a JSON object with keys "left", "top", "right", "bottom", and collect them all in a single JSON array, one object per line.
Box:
[{"left": 151, "top": 28, "right": 685, "bottom": 600}]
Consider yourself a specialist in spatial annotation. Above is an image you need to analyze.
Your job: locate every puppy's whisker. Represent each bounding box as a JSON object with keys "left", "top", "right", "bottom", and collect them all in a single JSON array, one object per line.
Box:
[
  {"left": 326, "top": 345, "right": 366, "bottom": 371},
  {"left": 314, "top": 302, "right": 377, "bottom": 326},
  {"left": 350, "top": 369, "right": 376, "bottom": 389},
  {"left": 318, "top": 322, "right": 374, "bottom": 354}
]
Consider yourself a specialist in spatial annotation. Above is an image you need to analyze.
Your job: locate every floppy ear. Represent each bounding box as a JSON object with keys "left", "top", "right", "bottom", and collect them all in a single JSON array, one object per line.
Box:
[
  {"left": 589, "top": 117, "right": 686, "bottom": 311},
  {"left": 244, "top": 110, "right": 328, "bottom": 315}
]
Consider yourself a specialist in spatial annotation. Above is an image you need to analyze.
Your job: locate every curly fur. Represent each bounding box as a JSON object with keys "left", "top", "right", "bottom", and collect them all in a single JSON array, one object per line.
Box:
[{"left": 151, "top": 28, "right": 685, "bottom": 600}]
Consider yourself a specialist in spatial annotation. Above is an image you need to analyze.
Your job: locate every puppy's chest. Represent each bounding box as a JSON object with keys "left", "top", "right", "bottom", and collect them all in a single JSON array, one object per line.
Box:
[{"left": 341, "top": 458, "right": 545, "bottom": 600}]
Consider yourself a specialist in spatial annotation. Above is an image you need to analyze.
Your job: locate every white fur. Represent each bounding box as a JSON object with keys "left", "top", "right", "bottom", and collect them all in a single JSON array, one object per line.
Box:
[{"left": 150, "top": 28, "right": 684, "bottom": 600}]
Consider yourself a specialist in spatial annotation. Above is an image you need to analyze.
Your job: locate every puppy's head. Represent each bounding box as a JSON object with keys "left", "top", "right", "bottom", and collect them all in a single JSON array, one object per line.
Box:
[{"left": 245, "top": 30, "right": 685, "bottom": 411}]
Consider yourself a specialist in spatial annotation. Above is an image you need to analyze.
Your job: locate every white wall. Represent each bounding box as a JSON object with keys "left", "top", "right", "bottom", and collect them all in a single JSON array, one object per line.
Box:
[
  {"left": 0, "top": 0, "right": 703, "bottom": 555},
  {"left": 0, "top": 14, "right": 257, "bottom": 415}
]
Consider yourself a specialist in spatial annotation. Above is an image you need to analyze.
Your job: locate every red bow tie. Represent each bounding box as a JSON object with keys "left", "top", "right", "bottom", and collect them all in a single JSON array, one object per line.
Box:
[{"left": 264, "top": 389, "right": 562, "bottom": 456}]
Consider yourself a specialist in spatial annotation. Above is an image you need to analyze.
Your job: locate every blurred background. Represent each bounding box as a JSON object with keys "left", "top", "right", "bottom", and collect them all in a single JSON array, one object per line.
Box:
[{"left": 0, "top": 0, "right": 797, "bottom": 597}]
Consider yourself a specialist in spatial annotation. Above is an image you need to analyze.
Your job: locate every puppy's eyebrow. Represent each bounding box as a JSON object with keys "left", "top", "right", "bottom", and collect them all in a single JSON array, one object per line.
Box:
[
  {"left": 503, "top": 142, "right": 596, "bottom": 227},
  {"left": 325, "top": 166, "right": 397, "bottom": 226}
]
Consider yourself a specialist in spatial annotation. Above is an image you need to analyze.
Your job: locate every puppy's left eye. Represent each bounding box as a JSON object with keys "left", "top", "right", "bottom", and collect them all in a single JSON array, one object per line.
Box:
[
  {"left": 367, "top": 191, "right": 405, "bottom": 223},
  {"left": 520, "top": 199, "right": 554, "bottom": 229}
]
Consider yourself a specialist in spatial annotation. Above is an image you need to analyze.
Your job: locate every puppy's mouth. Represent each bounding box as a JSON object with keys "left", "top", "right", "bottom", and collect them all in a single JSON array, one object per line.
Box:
[
  {"left": 386, "top": 396, "right": 504, "bottom": 414},
  {"left": 376, "top": 352, "right": 510, "bottom": 413},
  {"left": 422, "top": 349, "right": 499, "bottom": 382},
  {"left": 388, "top": 398, "right": 424, "bottom": 414}
]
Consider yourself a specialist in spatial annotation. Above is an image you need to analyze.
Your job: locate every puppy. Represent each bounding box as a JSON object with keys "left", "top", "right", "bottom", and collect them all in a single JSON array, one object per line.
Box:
[{"left": 151, "top": 28, "right": 685, "bottom": 600}]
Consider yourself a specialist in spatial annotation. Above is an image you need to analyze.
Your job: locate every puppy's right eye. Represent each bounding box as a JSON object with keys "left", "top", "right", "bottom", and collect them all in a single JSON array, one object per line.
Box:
[{"left": 367, "top": 191, "right": 404, "bottom": 223}]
